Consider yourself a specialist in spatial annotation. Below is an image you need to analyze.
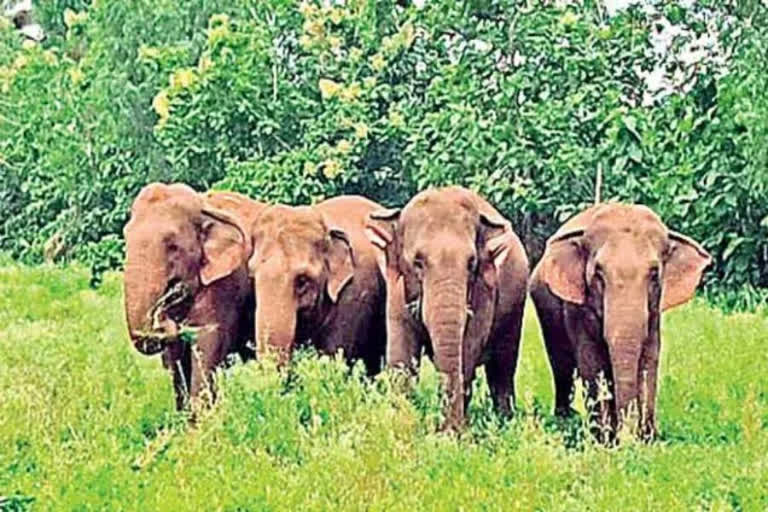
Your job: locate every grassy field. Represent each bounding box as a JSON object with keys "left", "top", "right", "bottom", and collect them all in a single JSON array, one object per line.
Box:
[{"left": 1, "top": 262, "right": 767, "bottom": 511}]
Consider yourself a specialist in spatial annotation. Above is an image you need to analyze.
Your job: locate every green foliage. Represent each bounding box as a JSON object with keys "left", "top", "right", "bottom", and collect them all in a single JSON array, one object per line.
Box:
[
  {"left": 1, "top": 0, "right": 767, "bottom": 300},
  {"left": 1, "top": 264, "right": 767, "bottom": 509}
]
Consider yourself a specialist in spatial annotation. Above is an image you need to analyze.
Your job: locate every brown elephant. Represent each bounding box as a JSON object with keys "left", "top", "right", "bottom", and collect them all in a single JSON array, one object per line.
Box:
[
  {"left": 123, "top": 183, "right": 266, "bottom": 410},
  {"left": 365, "top": 186, "right": 530, "bottom": 431},
  {"left": 529, "top": 203, "right": 711, "bottom": 441},
  {"left": 248, "top": 196, "right": 386, "bottom": 374}
]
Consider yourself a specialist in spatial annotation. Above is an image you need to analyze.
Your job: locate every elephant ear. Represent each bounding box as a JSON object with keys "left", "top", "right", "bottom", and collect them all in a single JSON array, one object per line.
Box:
[
  {"left": 661, "top": 231, "right": 711, "bottom": 311},
  {"left": 199, "top": 206, "right": 249, "bottom": 286},
  {"left": 478, "top": 212, "right": 513, "bottom": 286},
  {"left": 326, "top": 228, "right": 355, "bottom": 303},
  {"left": 365, "top": 208, "right": 401, "bottom": 279},
  {"left": 539, "top": 229, "right": 587, "bottom": 304}
]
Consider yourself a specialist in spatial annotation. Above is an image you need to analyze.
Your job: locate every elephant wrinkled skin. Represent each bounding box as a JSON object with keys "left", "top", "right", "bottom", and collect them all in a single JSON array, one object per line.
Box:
[
  {"left": 123, "top": 183, "right": 266, "bottom": 410},
  {"left": 366, "top": 186, "right": 530, "bottom": 431},
  {"left": 529, "top": 203, "right": 711, "bottom": 441},
  {"left": 248, "top": 196, "right": 386, "bottom": 374}
]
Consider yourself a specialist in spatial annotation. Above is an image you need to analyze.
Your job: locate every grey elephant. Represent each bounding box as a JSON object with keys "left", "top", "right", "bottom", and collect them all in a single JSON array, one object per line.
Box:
[
  {"left": 365, "top": 186, "right": 530, "bottom": 431},
  {"left": 529, "top": 203, "right": 711, "bottom": 441}
]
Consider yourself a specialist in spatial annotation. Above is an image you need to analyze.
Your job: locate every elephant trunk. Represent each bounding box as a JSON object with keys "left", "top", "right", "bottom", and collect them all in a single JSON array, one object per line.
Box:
[
  {"left": 423, "top": 276, "right": 468, "bottom": 431},
  {"left": 603, "top": 291, "right": 648, "bottom": 427},
  {"left": 124, "top": 249, "right": 178, "bottom": 355},
  {"left": 254, "top": 284, "right": 297, "bottom": 367}
]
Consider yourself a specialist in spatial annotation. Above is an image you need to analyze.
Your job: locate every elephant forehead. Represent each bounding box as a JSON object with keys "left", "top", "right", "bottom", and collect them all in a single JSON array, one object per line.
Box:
[
  {"left": 588, "top": 205, "right": 666, "bottom": 242},
  {"left": 131, "top": 183, "right": 201, "bottom": 219},
  {"left": 402, "top": 194, "right": 477, "bottom": 236}
]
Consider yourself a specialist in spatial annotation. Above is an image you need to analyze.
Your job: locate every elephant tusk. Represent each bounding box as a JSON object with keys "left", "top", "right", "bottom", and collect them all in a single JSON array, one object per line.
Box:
[{"left": 466, "top": 307, "right": 474, "bottom": 319}]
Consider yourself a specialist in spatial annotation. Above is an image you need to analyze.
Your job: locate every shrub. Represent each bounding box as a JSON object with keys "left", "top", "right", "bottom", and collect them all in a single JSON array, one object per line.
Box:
[{"left": 1, "top": 0, "right": 766, "bottom": 300}]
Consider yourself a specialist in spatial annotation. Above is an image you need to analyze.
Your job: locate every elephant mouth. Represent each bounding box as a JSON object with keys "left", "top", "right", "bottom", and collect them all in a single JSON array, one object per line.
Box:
[{"left": 131, "top": 281, "right": 194, "bottom": 354}]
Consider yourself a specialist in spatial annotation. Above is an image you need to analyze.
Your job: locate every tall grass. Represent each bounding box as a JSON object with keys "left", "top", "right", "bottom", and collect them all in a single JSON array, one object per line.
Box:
[{"left": 1, "top": 263, "right": 766, "bottom": 510}]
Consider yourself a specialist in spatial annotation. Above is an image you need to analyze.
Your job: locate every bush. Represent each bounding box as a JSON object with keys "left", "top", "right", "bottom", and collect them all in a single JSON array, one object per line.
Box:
[{"left": 1, "top": 0, "right": 766, "bottom": 300}]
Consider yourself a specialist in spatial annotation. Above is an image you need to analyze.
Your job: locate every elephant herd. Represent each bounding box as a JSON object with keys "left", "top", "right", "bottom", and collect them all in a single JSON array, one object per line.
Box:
[{"left": 123, "top": 182, "right": 710, "bottom": 441}]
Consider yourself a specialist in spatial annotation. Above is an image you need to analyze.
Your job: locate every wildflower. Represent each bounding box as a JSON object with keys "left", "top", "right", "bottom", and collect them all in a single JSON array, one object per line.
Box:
[
  {"left": 68, "top": 67, "right": 85, "bottom": 85},
  {"left": 207, "top": 25, "right": 230, "bottom": 44},
  {"left": 197, "top": 54, "right": 213, "bottom": 73},
  {"left": 299, "top": 35, "right": 314, "bottom": 50},
  {"left": 63, "top": 9, "right": 76, "bottom": 27},
  {"left": 560, "top": 11, "right": 580, "bottom": 26},
  {"left": 22, "top": 40, "right": 37, "bottom": 50},
  {"left": 153, "top": 90, "right": 171, "bottom": 120},
  {"left": 328, "top": 36, "right": 342, "bottom": 52},
  {"left": 303, "top": 161, "right": 317, "bottom": 176},
  {"left": 398, "top": 22, "right": 415, "bottom": 47},
  {"left": 336, "top": 139, "right": 352, "bottom": 154},
  {"left": 322, "top": 159, "right": 342, "bottom": 179},
  {"left": 304, "top": 19, "right": 324, "bottom": 38},
  {"left": 298, "top": 2, "right": 317, "bottom": 17},
  {"left": 13, "top": 55, "right": 28, "bottom": 70},
  {"left": 43, "top": 50, "right": 58, "bottom": 65},
  {"left": 0, "top": 16, "right": 10, "bottom": 31},
  {"left": 340, "top": 82, "right": 361, "bottom": 102},
  {"left": 354, "top": 122, "right": 369, "bottom": 139},
  {"left": 381, "top": 36, "right": 397, "bottom": 54},
  {"left": 170, "top": 68, "right": 197, "bottom": 90},
  {"left": 370, "top": 53, "right": 385, "bottom": 72},
  {"left": 138, "top": 46, "right": 161, "bottom": 61},
  {"left": 209, "top": 14, "right": 230, "bottom": 28},
  {"left": 388, "top": 109, "right": 404, "bottom": 128},
  {"left": 349, "top": 47, "right": 363, "bottom": 61},
  {"left": 63, "top": 9, "right": 87, "bottom": 28},
  {"left": 318, "top": 78, "right": 342, "bottom": 99},
  {"left": 363, "top": 76, "right": 376, "bottom": 89},
  {"left": 329, "top": 8, "right": 344, "bottom": 25}
]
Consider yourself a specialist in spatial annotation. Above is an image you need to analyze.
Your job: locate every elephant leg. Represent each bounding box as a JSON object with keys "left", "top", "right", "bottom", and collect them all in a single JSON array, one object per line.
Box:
[
  {"left": 361, "top": 305, "right": 387, "bottom": 376},
  {"left": 385, "top": 282, "right": 424, "bottom": 376},
  {"left": 484, "top": 312, "right": 523, "bottom": 418},
  {"left": 188, "top": 329, "right": 229, "bottom": 410},
  {"left": 162, "top": 342, "right": 191, "bottom": 411},
  {"left": 531, "top": 286, "right": 576, "bottom": 417},
  {"left": 576, "top": 336, "right": 615, "bottom": 443},
  {"left": 638, "top": 336, "right": 660, "bottom": 440}
]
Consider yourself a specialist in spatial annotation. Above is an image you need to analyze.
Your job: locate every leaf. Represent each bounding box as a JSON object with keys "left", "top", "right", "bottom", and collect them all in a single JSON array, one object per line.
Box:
[
  {"left": 623, "top": 115, "right": 641, "bottom": 141},
  {"left": 722, "top": 237, "right": 744, "bottom": 261}
]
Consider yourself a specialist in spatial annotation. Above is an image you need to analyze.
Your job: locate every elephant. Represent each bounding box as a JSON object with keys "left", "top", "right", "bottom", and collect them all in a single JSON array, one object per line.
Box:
[
  {"left": 123, "top": 183, "right": 266, "bottom": 411},
  {"left": 365, "top": 186, "right": 530, "bottom": 431},
  {"left": 529, "top": 203, "right": 711, "bottom": 441},
  {"left": 248, "top": 196, "right": 386, "bottom": 374}
]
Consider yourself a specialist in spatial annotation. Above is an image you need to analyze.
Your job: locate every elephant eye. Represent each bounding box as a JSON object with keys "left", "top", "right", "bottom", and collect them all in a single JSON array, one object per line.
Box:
[
  {"left": 412, "top": 254, "right": 426, "bottom": 271},
  {"left": 467, "top": 255, "right": 478, "bottom": 274},
  {"left": 295, "top": 274, "right": 312, "bottom": 292}
]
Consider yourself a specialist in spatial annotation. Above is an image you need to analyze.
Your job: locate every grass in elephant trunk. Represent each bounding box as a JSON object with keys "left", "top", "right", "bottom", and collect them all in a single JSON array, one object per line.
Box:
[
  {"left": 1, "top": 262, "right": 767, "bottom": 510},
  {"left": 131, "top": 280, "right": 216, "bottom": 348}
]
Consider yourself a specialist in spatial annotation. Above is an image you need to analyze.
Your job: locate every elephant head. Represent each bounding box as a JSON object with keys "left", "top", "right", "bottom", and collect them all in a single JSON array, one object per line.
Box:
[
  {"left": 248, "top": 205, "right": 355, "bottom": 366},
  {"left": 365, "top": 187, "right": 513, "bottom": 429},
  {"left": 123, "top": 183, "right": 250, "bottom": 355},
  {"left": 538, "top": 204, "right": 710, "bottom": 424}
]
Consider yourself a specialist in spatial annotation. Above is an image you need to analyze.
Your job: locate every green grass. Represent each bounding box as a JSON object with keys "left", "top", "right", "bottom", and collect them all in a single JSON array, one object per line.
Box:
[{"left": 1, "top": 263, "right": 767, "bottom": 511}]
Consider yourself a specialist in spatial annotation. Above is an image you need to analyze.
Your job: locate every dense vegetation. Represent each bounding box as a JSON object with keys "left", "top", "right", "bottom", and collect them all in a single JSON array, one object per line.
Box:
[
  {"left": 1, "top": 262, "right": 766, "bottom": 509},
  {"left": 1, "top": 0, "right": 767, "bottom": 304}
]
